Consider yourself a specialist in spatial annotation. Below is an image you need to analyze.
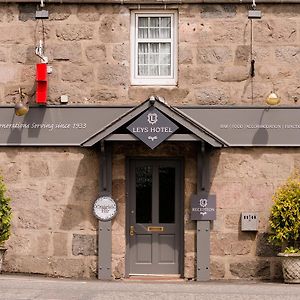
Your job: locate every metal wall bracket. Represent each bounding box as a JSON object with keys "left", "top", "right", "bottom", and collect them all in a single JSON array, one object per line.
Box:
[
  {"left": 98, "top": 141, "right": 113, "bottom": 280},
  {"left": 196, "top": 142, "right": 211, "bottom": 281},
  {"left": 35, "top": 10, "right": 49, "bottom": 19},
  {"left": 248, "top": 10, "right": 262, "bottom": 19}
]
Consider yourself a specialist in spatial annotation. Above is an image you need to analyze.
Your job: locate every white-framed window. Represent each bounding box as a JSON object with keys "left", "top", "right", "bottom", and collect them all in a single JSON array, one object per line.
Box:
[{"left": 130, "top": 11, "right": 178, "bottom": 86}]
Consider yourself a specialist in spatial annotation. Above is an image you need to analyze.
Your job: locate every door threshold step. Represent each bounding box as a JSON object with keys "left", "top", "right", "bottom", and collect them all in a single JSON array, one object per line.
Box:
[{"left": 124, "top": 275, "right": 184, "bottom": 282}]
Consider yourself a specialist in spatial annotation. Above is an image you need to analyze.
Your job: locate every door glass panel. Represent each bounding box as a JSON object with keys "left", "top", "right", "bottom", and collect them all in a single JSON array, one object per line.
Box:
[
  {"left": 159, "top": 167, "right": 175, "bottom": 223},
  {"left": 136, "top": 166, "right": 152, "bottom": 223}
]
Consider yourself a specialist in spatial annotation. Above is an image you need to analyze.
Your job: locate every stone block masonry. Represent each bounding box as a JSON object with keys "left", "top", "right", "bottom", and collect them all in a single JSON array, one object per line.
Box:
[
  {"left": 1, "top": 2, "right": 300, "bottom": 281},
  {"left": 0, "top": 4, "right": 300, "bottom": 104},
  {"left": 1, "top": 144, "right": 299, "bottom": 280},
  {"left": 2, "top": 148, "right": 100, "bottom": 278}
]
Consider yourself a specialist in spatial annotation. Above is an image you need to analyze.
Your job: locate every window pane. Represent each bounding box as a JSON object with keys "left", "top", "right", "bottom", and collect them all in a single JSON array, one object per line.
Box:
[
  {"left": 159, "top": 167, "right": 175, "bottom": 223},
  {"left": 138, "top": 65, "right": 148, "bottom": 76},
  {"left": 150, "top": 17, "right": 159, "bottom": 27},
  {"left": 160, "top": 17, "right": 171, "bottom": 28},
  {"left": 149, "top": 54, "right": 159, "bottom": 64},
  {"left": 160, "top": 17, "right": 171, "bottom": 38},
  {"left": 160, "top": 54, "right": 171, "bottom": 65},
  {"left": 138, "top": 17, "right": 148, "bottom": 27},
  {"left": 138, "top": 54, "right": 148, "bottom": 65},
  {"left": 136, "top": 166, "right": 152, "bottom": 223},
  {"left": 160, "top": 65, "right": 171, "bottom": 76},
  {"left": 138, "top": 17, "right": 148, "bottom": 38},
  {"left": 160, "top": 43, "right": 171, "bottom": 53},
  {"left": 149, "top": 65, "right": 159, "bottom": 76},
  {"left": 138, "top": 43, "right": 149, "bottom": 76},
  {"left": 149, "top": 43, "right": 159, "bottom": 66},
  {"left": 150, "top": 43, "right": 159, "bottom": 53},
  {"left": 160, "top": 28, "right": 171, "bottom": 38},
  {"left": 138, "top": 28, "right": 148, "bottom": 39},
  {"left": 150, "top": 28, "right": 159, "bottom": 38},
  {"left": 138, "top": 43, "right": 148, "bottom": 53}
]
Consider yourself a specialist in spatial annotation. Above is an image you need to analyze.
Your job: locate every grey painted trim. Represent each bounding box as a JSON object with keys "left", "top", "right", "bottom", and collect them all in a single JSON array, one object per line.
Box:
[
  {"left": 2, "top": 104, "right": 300, "bottom": 147},
  {"left": 82, "top": 103, "right": 150, "bottom": 146},
  {"left": 82, "top": 98, "right": 226, "bottom": 147},
  {"left": 178, "top": 105, "right": 300, "bottom": 110},
  {"left": 178, "top": 158, "right": 185, "bottom": 277},
  {"left": 196, "top": 142, "right": 210, "bottom": 281},
  {"left": 104, "top": 133, "right": 200, "bottom": 141},
  {"left": 2, "top": 105, "right": 300, "bottom": 109},
  {"left": 155, "top": 103, "right": 227, "bottom": 147},
  {"left": 98, "top": 220, "right": 112, "bottom": 280},
  {"left": 4, "top": 0, "right": 300, "bottom": 4},
  {"left": 98, "top": 142, "right": 113, "bottom": 280},
  {"left": 197, "top": 221, "right": 210, "bottom": 281},
  {"left": 125, "top": 158, "right": 130, "bottom": 278}
]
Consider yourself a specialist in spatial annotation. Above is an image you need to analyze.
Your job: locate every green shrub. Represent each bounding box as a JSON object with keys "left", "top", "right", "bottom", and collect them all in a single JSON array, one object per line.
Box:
[
  {"left": 284, "top": 246, "right": 300, "bottom": 254},
  {"left": 0, "top": 175, "right": 12, "bottom": 246},
  {"left": 268, "top": 173, "right": 300, "bottom": 253}
]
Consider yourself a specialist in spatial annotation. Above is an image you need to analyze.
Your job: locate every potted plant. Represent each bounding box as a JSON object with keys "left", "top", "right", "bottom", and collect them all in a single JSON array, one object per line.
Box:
[
  {"left": 268, "top": 173, "right": 300, "bottom": 283},
  {"left": 0, "top": 174, "right": 12, "bottom": 273}
]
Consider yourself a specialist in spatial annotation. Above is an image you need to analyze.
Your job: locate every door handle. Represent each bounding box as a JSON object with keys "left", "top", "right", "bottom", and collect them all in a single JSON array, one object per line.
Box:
[{"left": 130, "top": 225, "right": 135, "bottom": 236}]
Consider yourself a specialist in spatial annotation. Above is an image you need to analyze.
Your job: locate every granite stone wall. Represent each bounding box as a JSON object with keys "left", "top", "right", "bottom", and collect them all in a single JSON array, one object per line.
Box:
[
  {"left": 0, "top": 3, "right": 300, "bottom": 106},
  {"left": 1, "top": 2, "right": 300, "bottom": 280},
  {"left": 2, "top": 144, "right": 298, "bottom": 280},
  {"left": 2, "top": 147, "right": 100, "bottom": 277}
]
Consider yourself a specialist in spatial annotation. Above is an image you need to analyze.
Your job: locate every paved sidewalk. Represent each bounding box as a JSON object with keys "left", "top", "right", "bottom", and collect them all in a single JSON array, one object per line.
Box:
[{"left": 1, "top": 274, "right": 300, "bottom": 300}]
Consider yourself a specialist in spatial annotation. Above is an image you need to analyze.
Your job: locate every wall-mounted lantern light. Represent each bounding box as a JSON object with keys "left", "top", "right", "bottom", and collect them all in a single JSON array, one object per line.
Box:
[
  {"left": 265, "top": 92, "right": 280, "bottom": 105},
  {"left": 14, "top": 88, "right": 29, "bottom": 116}
]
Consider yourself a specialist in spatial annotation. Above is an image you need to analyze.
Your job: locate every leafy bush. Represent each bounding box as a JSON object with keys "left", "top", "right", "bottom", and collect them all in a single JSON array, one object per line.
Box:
[
  {"left": 284, "top": 246, "right": 300, "bottom": 254},
  {"left": 0, "top": 175, "right": 12, "bottom": 246},
  {"left": 268, "top": 173, "right": 300, "bottom": 253}
]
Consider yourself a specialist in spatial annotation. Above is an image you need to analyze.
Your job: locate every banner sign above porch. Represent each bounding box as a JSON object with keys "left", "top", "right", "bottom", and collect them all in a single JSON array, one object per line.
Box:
[
  {"left": 1, "top": 103, "right": 300, "bottom": 146},
  {"left": 126, "top": 107, "right": 178, "bottom": 149}
]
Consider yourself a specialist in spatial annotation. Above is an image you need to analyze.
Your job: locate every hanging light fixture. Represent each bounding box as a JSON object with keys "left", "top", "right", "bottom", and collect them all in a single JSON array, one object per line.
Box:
[
  {"left": 266, "top": 92, "right": 280, "bottom": 105},
  {"left": 14, "top": 102, "right": 29, "bottom": 116},
  {"left": 14, "top": 88, "right": 29, "bottom": 116}
]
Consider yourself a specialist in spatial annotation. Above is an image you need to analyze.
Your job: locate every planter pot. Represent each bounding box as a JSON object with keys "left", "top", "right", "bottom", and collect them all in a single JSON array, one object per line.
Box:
[
  {"left": 0, "top": 247, "right": 7, "bottom": 273},
  {"left": 278, "top": 253, "right": 300, "bottom": 283}
]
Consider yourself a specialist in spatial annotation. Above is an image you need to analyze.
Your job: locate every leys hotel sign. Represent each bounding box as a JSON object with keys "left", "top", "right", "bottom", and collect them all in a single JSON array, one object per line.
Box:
[{"left": 127, "top": 107, "right": 178, "bottom": 149}]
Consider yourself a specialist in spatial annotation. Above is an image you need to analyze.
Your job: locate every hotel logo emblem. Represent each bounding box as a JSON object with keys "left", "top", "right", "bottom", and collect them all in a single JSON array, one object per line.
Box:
[
  {"left": 199, "top": 198, "right": 208, "bottom": 208},
  {"left": 147, "top": 113, "right": 158, "bottom": 125}
]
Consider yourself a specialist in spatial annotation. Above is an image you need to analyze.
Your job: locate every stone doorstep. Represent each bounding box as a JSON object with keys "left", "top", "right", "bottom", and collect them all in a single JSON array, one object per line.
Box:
[{"left": 123, "top": 274, "right": 184, "bottom": 282}]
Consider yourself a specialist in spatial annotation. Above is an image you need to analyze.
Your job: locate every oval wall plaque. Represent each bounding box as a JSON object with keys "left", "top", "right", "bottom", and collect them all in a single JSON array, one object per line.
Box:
[{"left": 93, "top": 196, "right": 117, "bottom": 221}]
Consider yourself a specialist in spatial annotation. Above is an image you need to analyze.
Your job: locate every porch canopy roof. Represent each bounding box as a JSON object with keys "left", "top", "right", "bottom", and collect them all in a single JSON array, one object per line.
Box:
[{"left": 81, "top": 97, "right": 227, "bottom": 147}]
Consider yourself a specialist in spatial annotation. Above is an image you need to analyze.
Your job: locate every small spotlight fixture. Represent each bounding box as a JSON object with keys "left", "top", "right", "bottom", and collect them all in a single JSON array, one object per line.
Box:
[{"left": 266, "top": 92, "right": 280, "bottom": 106}]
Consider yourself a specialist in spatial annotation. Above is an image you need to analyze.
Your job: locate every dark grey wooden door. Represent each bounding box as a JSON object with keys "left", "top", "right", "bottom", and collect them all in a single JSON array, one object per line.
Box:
[{"left": 127, "top": 159, "right": 183, "bottom": 275}]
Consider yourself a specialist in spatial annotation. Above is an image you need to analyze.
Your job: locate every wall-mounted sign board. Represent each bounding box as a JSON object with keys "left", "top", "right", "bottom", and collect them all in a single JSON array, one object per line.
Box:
[
  {"left": 191, "top": 194, "right": 216, "bottom": 221},
  {"left": 127, "top": 107, "right": 178, "bottom": 149},
  {"left": 181, "top": 107, "right": 300, "bottom": 147},
  {"left": 93, "top": 196, "right": 117, "bottom": 222},
  {"left": 1, "top": 104, "right": 300, "bottom": 147}
]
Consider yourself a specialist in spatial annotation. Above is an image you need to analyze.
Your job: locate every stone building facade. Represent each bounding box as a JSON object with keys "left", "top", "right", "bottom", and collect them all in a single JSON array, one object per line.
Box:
[{"left": 0, "top": 1, "right": 300, "bottom": 280}]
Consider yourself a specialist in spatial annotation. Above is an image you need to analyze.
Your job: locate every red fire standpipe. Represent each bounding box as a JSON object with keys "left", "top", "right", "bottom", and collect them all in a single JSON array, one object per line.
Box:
[{"left": 36, "top": 63, "right": 47, "bottom": 104}]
